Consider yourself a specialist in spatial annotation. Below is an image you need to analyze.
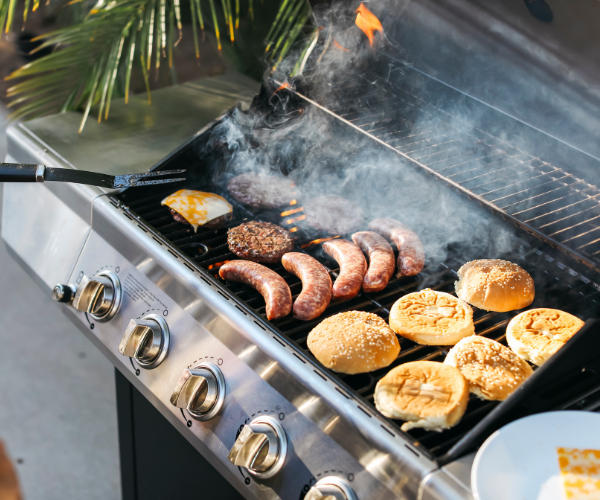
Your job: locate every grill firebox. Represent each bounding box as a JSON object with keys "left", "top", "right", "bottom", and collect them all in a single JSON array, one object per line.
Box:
[{"left": 115, "top": 75, "right": 600, "bottom": 464}]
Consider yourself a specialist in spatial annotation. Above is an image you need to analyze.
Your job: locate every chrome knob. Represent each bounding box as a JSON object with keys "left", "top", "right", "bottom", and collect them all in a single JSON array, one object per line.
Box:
[
  {"left": 118, "top": 314, "right": 170, "bottom": 369},
  {"left": 70, "top": 271, "right": 121, "bottom": 322},
  {"left": 227, "top": 415, "right": 287, "bottom": 479},
  {"left": 170, "top": 363, "right": 225, "bottom": 421},
  {"left": 306, "top": 477, "right": 357, "bottom": 500}
]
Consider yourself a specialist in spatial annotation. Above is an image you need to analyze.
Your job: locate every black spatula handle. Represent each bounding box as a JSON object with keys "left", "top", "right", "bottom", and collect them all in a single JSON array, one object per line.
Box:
[{"left": 0, "top": 163, "right": 42, "bottom": 182}]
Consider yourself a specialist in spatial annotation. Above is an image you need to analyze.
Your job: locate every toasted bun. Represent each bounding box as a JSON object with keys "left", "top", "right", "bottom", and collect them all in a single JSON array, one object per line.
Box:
[
  {"left": 374, "top": 361, "right": 469, "bottom": 432},
  {"left": 506, "top": 308, "right": 584, "bottom": 366},
  {"left": 389, "top": 289, "right": 475, "bottom": 345},
  {"left": 307, "top": 311, "right": 400, "bottom": 374},
  {"left": 455, "top": 259, "right": 534, "bottom": 312},
  {"left": 444, "top": 335, "right": 533, "bottom": 401}
]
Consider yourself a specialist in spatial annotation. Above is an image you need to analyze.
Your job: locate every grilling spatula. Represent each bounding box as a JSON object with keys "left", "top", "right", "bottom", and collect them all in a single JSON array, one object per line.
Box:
[{"left": 0, "top": 163, "right": 186, "bottom": 188}]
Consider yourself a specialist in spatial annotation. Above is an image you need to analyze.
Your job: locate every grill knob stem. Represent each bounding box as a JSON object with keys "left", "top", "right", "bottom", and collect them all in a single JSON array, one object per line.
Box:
[
  {"left": 305, "top": 477, "right": 357, "bottom": 500},
  {"left": 227, "top": 415, "right": 287, "bottom": 479},
  {"left": 118, "top": 314, "right": 170, "bottom": 369},
  {"left": 170, "top": 363, "right": 225, "bottom": 420},
  {"left": 70, "top": 271, "right": 121, "bottom": 322},
  {"left": 52, "top": 284, "right": 76, "bottom": 303}
]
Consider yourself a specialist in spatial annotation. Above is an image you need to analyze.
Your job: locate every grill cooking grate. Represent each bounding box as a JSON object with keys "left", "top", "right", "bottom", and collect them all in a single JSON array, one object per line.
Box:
[{"left": 117, "top": 184, "right": 600, "bottom": 460}]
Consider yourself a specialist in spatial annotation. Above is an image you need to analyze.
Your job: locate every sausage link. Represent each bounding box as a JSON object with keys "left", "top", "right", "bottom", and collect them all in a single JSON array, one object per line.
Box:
[
  {"left": 219, "top": 260, "right": 292, "bottom": 320},
  {"left": 368, "top": 218, "right": 425, "bottom": 276},
  {"left": 322, "top": 239, "right": 367, "bottom": 301},
  {"left": 282, "top": 253, "right": 332, "bottom": 321},
  {"left": 352, "top": 231, "right": 395, "bottom": 292}
]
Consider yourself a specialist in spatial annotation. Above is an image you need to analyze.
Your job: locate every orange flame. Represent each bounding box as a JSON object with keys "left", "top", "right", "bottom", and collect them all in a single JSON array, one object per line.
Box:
[
  {"left": 286, "top": 215, "right": 306, "bottom": 225},
  {"left": 300, "top": 235, "right": 340, "bottom": 249},
  {"left": 355, "top": 3, "right": 383, "bottom": 47},
  {"left": 280, "top": 207, "right": 304, "bottom": 217},
  {"left": 208, "top": 260, "right": 230, "bottom": 270},
  {"left": 289, "top": 200, "right": 297, "bottom": 205},
  {"left": 333, "top": 39, "right": 349, "bottom": 52},
  {"left": 289, "top": 227, "right": 298, "bottom": 232},
  {"left": 273, "top": 82, "right": 291, "bottom": 95}
]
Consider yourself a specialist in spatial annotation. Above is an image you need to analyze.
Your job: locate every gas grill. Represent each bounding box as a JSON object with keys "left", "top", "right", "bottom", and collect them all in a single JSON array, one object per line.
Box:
[{"left": 5, "top": 2, "right": 600, "bottom": 499}]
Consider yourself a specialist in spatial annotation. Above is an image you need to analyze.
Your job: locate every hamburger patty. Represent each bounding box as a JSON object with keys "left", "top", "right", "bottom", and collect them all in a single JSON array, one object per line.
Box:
[
  {"left": 227, "top": 173, "right": 297, "bottom": 209},
  {"left": 227, "top": 221, "right": 295, "bottom": 263},
  {"left": 169, "top": 208, "right": 232, "bottom": 229},
  {"left": 304, "top": 195, "right": 365, "bottom": 235}
]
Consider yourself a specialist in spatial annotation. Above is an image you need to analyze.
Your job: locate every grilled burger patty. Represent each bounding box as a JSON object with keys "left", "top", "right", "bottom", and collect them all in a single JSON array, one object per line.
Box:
[
  {"left": 169, "top": 208, "right": 232, "bottom": 229},
  {"left": 227, "top": 173, "right": 297, "bottom": 209},
  {"left": 304, "top": 195, "right": 365, "bottom": 235},
  {"left": 227, "top": 221, "right": 295, "bottom": 263}
]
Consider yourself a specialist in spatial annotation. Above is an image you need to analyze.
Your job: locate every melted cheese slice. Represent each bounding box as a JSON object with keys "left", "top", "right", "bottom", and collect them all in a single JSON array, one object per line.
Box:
[
  {"left": 557, "top": 447, "right": 600, "bottom": 499},
  {"left": 161, "top": 190, "right": 232, "bottom": 231}
]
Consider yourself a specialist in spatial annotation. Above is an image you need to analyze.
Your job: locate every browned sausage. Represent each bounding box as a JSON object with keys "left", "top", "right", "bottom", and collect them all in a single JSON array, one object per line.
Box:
[
  {"left": 282, "top": 253, "right": 332, "bottom": 321},
  {"left": 322, "top": 239, "right": 367, "bottom": 301},
  {"left": 219, "top": 261, "right": 292, "bottom": 320},
  {"left": 368, "top": 218, "right": 424, "bottom": 276},
  {"left": 352, "top": 231, "right": 395, "bottom": 292}
]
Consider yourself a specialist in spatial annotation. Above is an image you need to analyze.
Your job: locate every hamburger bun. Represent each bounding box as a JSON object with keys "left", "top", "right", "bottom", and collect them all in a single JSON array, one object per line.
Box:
[
  {"left": 374, "top": 361, "right": 469, "bottom": 432},
  {"left": 307, "top": 311, "right": 400, "bottom": 374},
  {"left": 389, "top": 289, "right": 475, "bottom": 345},
  {"left": 444, "top": 335, "right": 533, "bottom": 401},
  {"left": 506, "top": 308, "right": 585, "bottom": 366},
  {"left": 455, "top": 259, "right": 534, "bottom": 312}
]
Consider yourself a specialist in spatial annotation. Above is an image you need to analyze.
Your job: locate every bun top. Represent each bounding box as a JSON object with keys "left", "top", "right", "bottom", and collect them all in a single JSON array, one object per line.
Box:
[
  {"left": 307, "top": 311, "right": 400, "bottom": 374},
  {"left": 455, "top": 259, "right": 534, "bottom": 312},
  {"left": 445, "top": 335, "right": 533, "bottom": 401},
  {"left": 374, "top": 361, "right": 469, "bottom": 431}
]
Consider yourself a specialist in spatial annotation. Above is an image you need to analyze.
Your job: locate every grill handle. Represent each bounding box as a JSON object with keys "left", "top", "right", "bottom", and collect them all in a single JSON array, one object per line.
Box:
[{"left": 0, "top": 163, "right": 42, "bottom": 182}]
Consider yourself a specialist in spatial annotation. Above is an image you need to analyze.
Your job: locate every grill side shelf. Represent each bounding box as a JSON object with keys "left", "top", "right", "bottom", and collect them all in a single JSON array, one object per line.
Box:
[{"left": 108, "top": 197, "right": 432, "bottom": 461}]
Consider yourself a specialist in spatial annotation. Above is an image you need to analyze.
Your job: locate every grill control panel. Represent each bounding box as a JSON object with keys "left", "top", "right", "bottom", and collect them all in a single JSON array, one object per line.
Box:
[{"left": 58, "top": 229, "right": 401, "bottom": 500}]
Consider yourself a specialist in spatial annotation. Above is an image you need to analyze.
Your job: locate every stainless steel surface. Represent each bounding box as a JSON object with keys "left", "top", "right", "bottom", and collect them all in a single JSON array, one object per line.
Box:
[
  {"left": 228, "top": 416, "right": 288, "bottom": 479},
  {"left": 307, "top": 477, "right": 358, "bottom": 500},
  {"left": 118, "top": 313, "right": 170, "bottom": 368},
  {"left": 170, "top": 362, "right": 225, "bottom": 420},
  {"left": 72, "top": 270, "right": 121, "bottom": 322}
]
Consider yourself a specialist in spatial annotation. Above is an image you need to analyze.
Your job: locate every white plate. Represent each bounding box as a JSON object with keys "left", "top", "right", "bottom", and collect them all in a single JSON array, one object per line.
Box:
[{"left": 471, "top": 411, "right": 600, "bottom": 500}]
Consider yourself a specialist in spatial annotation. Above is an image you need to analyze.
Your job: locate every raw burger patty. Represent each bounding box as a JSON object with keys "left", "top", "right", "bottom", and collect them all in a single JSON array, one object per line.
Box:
[
  {"left": 227, "top": 173, "right": 297, "bottom": 209},
  {"left": 227, "top": 221, "right": 295, "bottom": 263},
  {"left": 304, "top": 195, "right": 365, "bottom": 235}
]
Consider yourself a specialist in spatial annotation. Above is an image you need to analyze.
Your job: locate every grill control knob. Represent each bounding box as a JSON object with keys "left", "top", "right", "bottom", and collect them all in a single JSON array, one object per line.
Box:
[
  {"left": 69, "top": 271, "right": 122, "bottom": 322},
  {"left": 170, "top": 363, "right": 225, "bottom": 420},
  {"left": 227, "top": 415, "right": 287, "bottom": 479},
  {"left": 118, "top": 314, "right": 170, "bottom": 369},
  {"left": 305, "top": 477, "right": 357, "bottom": 500}
]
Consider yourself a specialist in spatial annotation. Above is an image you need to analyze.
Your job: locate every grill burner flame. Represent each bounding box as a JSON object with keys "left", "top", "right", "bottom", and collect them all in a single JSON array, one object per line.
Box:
[
  {"left": 355, "top": 3, "right": 383, "bottom": 47},
  {"left": 300, "top": 235, "right": 340, "bottom": 248},
  {"left": 208, "top": 260, "right": 231, "bottom": 270}
]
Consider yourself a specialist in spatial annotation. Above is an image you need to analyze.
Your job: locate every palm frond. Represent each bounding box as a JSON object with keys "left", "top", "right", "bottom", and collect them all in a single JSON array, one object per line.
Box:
[{"left": 2, "top": 0, "right": 252, "bottom": 130}]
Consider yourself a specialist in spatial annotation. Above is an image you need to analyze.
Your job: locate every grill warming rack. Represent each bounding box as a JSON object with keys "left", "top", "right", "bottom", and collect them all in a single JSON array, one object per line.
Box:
[
  {"left": 116, "top": 184, "right": 600, "bottom": 464},
  {"left": 297, "top": 76, "right": 600, "bottom": 275}
]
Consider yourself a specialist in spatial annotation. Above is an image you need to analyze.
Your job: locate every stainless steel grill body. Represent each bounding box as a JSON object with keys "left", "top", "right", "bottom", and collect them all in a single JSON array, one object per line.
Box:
[
  {"left": 4, "top": 70, "right": 600, "bottom": 500},
  {"left": 2, "top": 75, "right": 464, "bottom": 500}
]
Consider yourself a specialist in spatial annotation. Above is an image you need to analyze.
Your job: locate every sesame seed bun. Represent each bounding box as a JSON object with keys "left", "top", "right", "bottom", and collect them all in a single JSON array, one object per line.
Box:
[
  {"left": 444, "top": 335, "right": 533, "bottom": 401},
  {"left": 455, "top": 259, "right": 534, "bottom": 312},
  {"left": 374, "top": 361, "right": 469, "bottom": 432},
  {"left": 307, "top": 311, "right": 400, "bottom": 374},
  {"left": 388, "top": 289, "right": 475, "bottom": 345},
  {"left": 506, "top": 308, "right": 584, "bottom": 366}
]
